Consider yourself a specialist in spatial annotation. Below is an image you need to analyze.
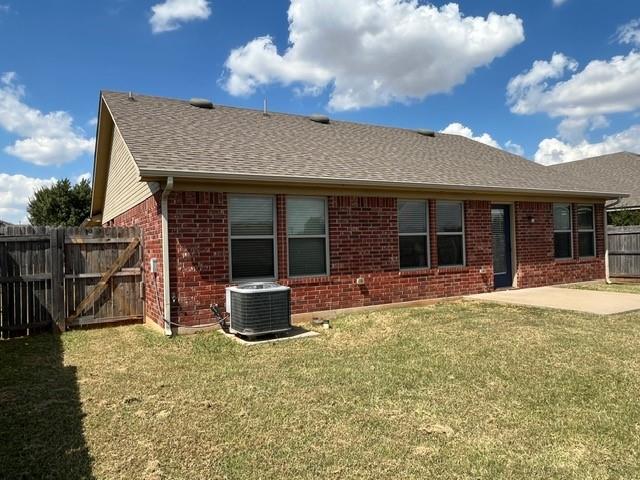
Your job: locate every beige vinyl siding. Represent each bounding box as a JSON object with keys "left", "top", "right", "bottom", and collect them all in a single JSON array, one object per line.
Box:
[{"left": 102, "top": 127, "right": 159, "bottom": 223}]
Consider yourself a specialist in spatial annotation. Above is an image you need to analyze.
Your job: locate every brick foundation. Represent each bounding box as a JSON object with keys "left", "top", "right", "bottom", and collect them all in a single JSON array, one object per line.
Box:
[{"left": 107, "top": 193, "right": 606, "bottom": 329}]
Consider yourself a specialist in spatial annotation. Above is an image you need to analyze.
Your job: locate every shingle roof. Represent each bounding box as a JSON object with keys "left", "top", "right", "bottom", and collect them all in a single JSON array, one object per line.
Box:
[
  {"left": 101, "top": 91, "right": 624, "bottom": 198},
  {"left": 551, "top": 152, "right": 640, "bottom": 208}
]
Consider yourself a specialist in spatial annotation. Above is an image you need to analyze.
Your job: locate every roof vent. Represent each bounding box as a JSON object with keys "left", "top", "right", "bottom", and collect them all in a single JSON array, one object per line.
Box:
[
  {"left": 309, "top": 114, "right": 330, "bottom": 124},
  {"left": 416, "top": 129, "right": 436, "bottom": 137},
  {"left": 189, "top": 98, "right": 214, "bottom": 109}
]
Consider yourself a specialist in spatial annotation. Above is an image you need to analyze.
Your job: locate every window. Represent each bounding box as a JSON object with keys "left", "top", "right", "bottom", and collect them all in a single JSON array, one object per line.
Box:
[
  {"left": 578, "top": 204, "right": 596, "bottom": 257},
  {"left": 553, "top": 203, "right": 573, "bottom": 259},
  {"left": 436, "top": 201, "right": 465, "bottom": 266},
  {"left": 229, "top": 195, "right": 276, "bottom": 280},
  {"left": 398, "top": 200, "right": 429, "bottom": 269},
  {"left": 287, "top": 197, "right": 328, "bottom": 276}
]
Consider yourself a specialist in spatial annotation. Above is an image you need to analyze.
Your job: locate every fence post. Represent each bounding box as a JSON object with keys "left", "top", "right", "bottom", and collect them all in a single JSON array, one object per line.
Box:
[{"left": 50, "top": 228, "right": 65, "bottom": 332}]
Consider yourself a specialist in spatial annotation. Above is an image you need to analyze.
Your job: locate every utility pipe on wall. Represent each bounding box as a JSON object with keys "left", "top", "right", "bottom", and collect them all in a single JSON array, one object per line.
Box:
[
  {"left": 161, "top": 176, "right": 174, "bottom": 336},
  {"left": 604, "top": 197, "right": 622, "bottom": 284}
]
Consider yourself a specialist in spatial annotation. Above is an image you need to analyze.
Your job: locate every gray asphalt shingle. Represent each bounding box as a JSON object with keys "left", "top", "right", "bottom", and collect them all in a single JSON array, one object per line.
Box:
[
  {"left": 551, "top": 152, "right": 640, "bottom": 208},
  {"left": 102, "top": 91, "right": 625, "bottom": 197}
]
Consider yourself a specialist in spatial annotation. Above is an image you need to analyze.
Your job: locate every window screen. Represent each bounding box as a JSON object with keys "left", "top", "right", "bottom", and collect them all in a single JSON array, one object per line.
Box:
[
  {"left": 229, "top": 195, "right": 276, "bottom": 280},
  {"left": 436, "top": 201, "right": 465, "bottom": 266},
  {"left": 398, "top": 200, "right": 429, "bottom": 269},
  {"left": 577, "top": 204, "right": 595, "bottom": 257},
  {"left": 553, "top": 203, "right": 573, "bottom": 259},
  {"left": 287, "top": 197, "right": 328, "bottom": 276}
]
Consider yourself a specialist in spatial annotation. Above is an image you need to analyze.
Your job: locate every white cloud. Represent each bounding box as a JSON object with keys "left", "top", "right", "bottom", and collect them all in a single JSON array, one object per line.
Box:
[
  {"left": 440, "top": 122, "right": 525, "bottom": 156},
  {"left": 0, "top": 173, "right": 56, "bottom": 224},
  {"left": 441, "top": 122, "right": 500, "bottom": 148},
  {"left": 88, "top": 117, "right": 98, "bottom": 127},
  {"left": 507, "top": 52, "right": 578, "bottom": 116},
  {"left": 150, "top": 0, "right": 211, "bottom": 33},
  {"left": 552, "top": 0, "right": 568, "bottom": 6},
  {"left": 534, "top": 125, "right": 640, "bottom": 165},
  {"left": 615, "top": 18, "right": 640, "bottom": 47},
  {"left": 75, "top": 172, "right": 91, "bottom": 184},
  {"left": 5, "top": 137, "right": 95, "bottom": 165},
  {"left": 224, "top": 0, "right": 524, "bottom": 111},
  {"left": 508, "top": 51, "right": 640, "bottom": 119},
  {"left": 0, "top": 72, "right": 95, "bottom": 166},
  {"left": 504, "top": 140, "right": 525, "bottom": 156}
]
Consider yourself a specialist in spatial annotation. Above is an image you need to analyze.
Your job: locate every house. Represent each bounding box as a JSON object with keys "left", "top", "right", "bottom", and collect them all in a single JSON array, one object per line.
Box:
[
  {"left": 90, "top": 92, "right": 626, "bottom": 334},
  {"left": 551, "top": 152, "right": 640, "bottom": 213},
  {"left": 0, "top": 220, "right": 13, "bottom": 227}
]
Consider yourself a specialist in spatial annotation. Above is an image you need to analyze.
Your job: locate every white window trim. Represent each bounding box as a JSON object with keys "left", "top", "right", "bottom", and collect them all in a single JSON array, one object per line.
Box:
[
  {"left": 436, "top": 200, "right": 466, "bottom": 267},
  {"left": 286, "top": 196, "right": 330, "bottom": 278},
  {"left": 578, "top": 203, "right": 596, "bottom": 258},
  {"left": 553, "top": 203, "right": 573, "bottom": 260},
  {"left": 228, "top": 194, "right": 278, "bottom": 282},
  {"left": 398, "top": 199, "right": 430, "bottom": 270}
]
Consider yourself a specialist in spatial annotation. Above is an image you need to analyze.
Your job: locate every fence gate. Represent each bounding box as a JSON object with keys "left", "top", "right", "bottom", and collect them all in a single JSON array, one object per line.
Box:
[
  {"left": 0, "top": 226, "right": 143, "bottom": 338},
  {"left": 608, "top": 226, "right": 640, "bottom": 278}
]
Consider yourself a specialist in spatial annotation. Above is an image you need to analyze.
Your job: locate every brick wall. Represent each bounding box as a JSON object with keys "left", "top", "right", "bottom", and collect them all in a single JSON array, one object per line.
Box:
[
  {"left": 108, "top": 193, "right": 606, "bottom": 329},
  {"left": 108, "top": 192, "right": 164, "bottom": 326},
  {"left": 514, "top": 201, "right": 605, "bottom": 287},
  {"left": 168, "top": 192, "right": 228, "bottom": 327},
  {"left": 162, "top": 194, "right": 493, "bottom": 326}
]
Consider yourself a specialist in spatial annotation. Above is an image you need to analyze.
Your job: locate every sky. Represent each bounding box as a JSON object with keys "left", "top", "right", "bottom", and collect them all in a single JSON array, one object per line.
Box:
[{"left": 0, "top": 0, "right": 639, "bottom": 224}]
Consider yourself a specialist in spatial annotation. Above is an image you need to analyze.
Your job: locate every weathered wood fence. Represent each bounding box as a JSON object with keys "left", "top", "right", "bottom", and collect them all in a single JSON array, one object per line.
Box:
[
  {"left": 0, "top": 226, "right": 143, "bottom": 338},
  {"left": 608, "top": 226, "right": 640, "bottom": 278}
]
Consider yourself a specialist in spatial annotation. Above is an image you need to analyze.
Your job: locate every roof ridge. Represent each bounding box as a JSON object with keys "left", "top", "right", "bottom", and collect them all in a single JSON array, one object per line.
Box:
[{"left": 101, "top": 90, "right": 503, "bottom": 148}]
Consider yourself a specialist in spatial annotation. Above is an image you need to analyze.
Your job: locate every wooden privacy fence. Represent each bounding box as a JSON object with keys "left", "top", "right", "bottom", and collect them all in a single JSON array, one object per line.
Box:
[
  {"left": 0, "top": 226, "right": 143, "bottom": 338},
  {"left": 608, "top": 226, "right": 640, "bottom": 278}
]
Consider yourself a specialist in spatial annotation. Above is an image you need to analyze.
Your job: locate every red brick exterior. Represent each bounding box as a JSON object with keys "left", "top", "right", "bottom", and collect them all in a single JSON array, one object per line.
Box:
[
  {"left": 514, "top": 202, "right": 605, "bottom": 288},
  {"left": 167, "top": 192, "right": 228, "bottom": 327},
  {"left": 107, "top": 192, "right": 606, "bottom": 329}
]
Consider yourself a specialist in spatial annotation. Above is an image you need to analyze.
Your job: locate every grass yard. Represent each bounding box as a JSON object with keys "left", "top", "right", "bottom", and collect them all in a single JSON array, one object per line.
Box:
[
  {"left": 2, "top": 301, "right": 640, "bottom": 479},
  {"left": 564, "top": 280, "right": 640, "bottom": 295}
]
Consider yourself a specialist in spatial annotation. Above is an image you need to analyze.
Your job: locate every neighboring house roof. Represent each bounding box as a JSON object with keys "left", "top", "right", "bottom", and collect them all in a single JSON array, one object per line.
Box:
[
  {"left": 91, "top": 91, "right": 627, "bottom": 216},
  {"left": 551, "top": 152, "right": 640, "bottom": 209},
  {"left": 0, "top": 220, "right": 13, "bottom": 227}
]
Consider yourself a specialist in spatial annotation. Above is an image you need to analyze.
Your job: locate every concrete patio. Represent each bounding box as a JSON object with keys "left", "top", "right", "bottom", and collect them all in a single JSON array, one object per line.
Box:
[{"left": 465, "top": 286, "right": 640, "bottom": 315}]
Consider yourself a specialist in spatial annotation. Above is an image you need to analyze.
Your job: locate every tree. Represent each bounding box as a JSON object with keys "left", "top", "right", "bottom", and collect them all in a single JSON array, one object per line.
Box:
[
  {"left": 27, "top": 178, "right": 92, "bottom": 226},
  {"left": 608, "top": 209, "right": 640, "bottom": 227}
]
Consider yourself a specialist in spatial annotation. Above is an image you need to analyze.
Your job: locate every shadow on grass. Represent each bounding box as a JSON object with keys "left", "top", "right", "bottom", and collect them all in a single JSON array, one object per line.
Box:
[{"left": 0, "top": 333, "right": 93, "bottom": 479}]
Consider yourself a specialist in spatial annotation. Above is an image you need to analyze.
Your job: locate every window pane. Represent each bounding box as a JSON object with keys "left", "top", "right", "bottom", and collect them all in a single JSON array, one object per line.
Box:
[
  {"left": 578, "top": 205, "right": 594, "bottom": 230},
  {"left": 579, "top": 232, "right": 595, "bottom": 257},
  {"left": 437, "top": 235, "right": 464, "bottom": 266},
  {"left": 400, "top": 235, "right": 428, "bottom": 269},
  {"left": 231, "top": 239, "right": 274, "bottom": 279},
  {"left": 229, "top": 196, "right": 273, "bottom": 236},
  {"left": 398, "top": 200, "right": 427, "bottom": 234},
  {"left": 554, "top": 232, "right": 572, "bottom": 259},
  {"left": 287, "top": 197, "right": 326, "bottom": 236},
  {"left": 437, "top": 202, "right": 463, "bottom": 233},
  {"left": 553, "top": 204, "right": 571, "bottom": 231},
  {"left": 289, "top": 238, "right": 326, "bottom": 276}
]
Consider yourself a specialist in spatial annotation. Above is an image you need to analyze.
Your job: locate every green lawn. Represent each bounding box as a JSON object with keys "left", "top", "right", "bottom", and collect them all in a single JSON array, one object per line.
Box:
[
  {"left": 564, "top": 280, "right": 640, "bottom": 295},
  {"left": 2, "top": 301, "right": 640, "bottom": 479}
]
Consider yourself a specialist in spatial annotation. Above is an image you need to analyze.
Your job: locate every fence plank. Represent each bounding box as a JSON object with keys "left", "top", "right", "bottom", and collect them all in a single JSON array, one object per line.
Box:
[
  {"left": 1, "top": 226, "right": 143, "bottom": 337},
  {"left": 50, "top": 228, "right": 65, "bottom": 332},
  {"left": 66, "top": 238, "right": 141, "bottom": 324},
  {"left": 608, "top": 226, "right": 640, "bottom": 278}
]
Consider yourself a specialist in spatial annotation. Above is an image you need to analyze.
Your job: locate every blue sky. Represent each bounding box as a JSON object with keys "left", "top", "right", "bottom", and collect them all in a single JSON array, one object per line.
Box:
[{"left": 0, "top": 0, "right": 639, "bottom": 223}]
